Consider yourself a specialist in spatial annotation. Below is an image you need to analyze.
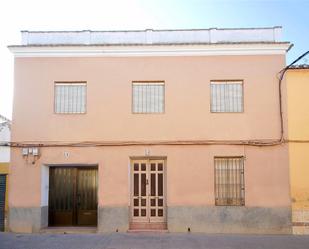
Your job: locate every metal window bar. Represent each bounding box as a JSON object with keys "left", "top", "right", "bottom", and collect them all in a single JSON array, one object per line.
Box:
[
  {"left": 215, "top": 157, "right": 245, "bottom": 206},
  {"left": 132, "top": 82, "right": 165, "bottom": 113},
  {"left": 210, "top": 81, "right": 243, "bottom": 112},
  {"left": 54, "top": 83, "right": 86, "bottom": 114}
]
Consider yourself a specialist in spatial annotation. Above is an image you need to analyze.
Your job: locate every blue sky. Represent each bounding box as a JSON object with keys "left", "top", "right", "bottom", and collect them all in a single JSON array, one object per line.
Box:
[
  {"left": 0, "top": 0, "right": 308, "bottom": 118},
  {"left": 137, "top": 0, "right": 309, "bottom": 63}
]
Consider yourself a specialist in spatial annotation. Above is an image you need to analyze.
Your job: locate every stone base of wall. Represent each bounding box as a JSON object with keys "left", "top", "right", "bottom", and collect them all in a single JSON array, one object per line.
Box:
[
  {"left": 293, "top": 226, "right": 309, "bottom": 235},
  {"left": 9, "top": 206, "right": 48, "bottom": 233},
  {"left": 9, "top": 205, "right": 292, "bottom": 234},
  {"left": 98, "top": 206, "right": 129, "bottom": 233},
  {"left": 4, "top": 211, "right": 9, "bottom": 232},
  {"left": 293, "top": 209, "right": 309, "bottom": 223},
  {"left": 292, "top": 210, "right": 309, "bottom": 235},
  {"left": 167, "top": 206, "right": 292, "bottom": 234}
]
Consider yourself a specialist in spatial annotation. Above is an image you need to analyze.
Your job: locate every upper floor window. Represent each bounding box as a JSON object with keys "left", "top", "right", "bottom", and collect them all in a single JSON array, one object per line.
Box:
[
  {"left": 54, "top": 82, "right": 86, "bottom": 114},
  {"left": 210, "top": 81, "right": 243, "bottom": 113},
  {"left": 214, "top": 157, "right": 245, "bottom": 206},
  {"left": 132, "top": 82, "right": 165, "bottom": 114}
]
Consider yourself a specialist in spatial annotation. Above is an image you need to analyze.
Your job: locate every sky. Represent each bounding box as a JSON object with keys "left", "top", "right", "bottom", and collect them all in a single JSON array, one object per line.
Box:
[{"left": 0, "top": 0, "right": 308, "bottom": 119}]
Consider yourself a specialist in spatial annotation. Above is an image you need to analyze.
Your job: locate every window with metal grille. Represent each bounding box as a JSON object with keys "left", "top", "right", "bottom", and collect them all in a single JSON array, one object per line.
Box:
[
  {"left": 214, "top": 157, "right": 245, "bottom": 206},
  {"left": 132, "top": 82, "right": 164, "bottom": 113},
  {"left": 210, "top": 81, "right": 243, "bottom": 112},
  {"left": 54, "top": 82, "right": 86, "bottom": 114}
]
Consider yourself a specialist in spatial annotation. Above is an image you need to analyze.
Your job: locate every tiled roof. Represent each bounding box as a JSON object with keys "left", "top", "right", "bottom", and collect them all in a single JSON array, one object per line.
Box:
[
  {"left": 289, "top": 64, "right": 309, "bottom": 69},
  {"left": 0, "top": 114, "right": 10, "bottom": 123}
]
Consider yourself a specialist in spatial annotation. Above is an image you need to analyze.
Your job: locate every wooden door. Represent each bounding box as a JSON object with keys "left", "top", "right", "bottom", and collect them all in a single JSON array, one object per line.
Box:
[
  {"left": 131, "top": 160, "right": 149, "bottom": 222},
  {"left": 148, "top": 160, "right": 165, "bottom": 223},
  {"left": 131, "top": 159, "right": 165, "bottom": 225},
  {"left": 76, "top": 168, "right": 98, "bottom": 226},
  {"left": 49, "top": 168, "right": 75, "bottom": 226},
  {"left": 49, "top": 167, "right": 98, "bottom": 226}
]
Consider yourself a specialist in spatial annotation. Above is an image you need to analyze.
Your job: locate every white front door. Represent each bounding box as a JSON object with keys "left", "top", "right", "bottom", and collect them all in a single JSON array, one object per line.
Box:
[{"left": 131, "top": 159, "right": 166, "bottom": 224}]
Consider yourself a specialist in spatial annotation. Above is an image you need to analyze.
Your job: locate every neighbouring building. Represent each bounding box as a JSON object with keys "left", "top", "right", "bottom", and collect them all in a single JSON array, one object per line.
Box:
[
  {"left": 0, "top": 114, "right": 11, "bottom": 232},
  {"left": 8, "top": 27, "right": 292, "bottom": 233},
  {"left": 286, "top": 64, "right": 309, "bottom": 234}
]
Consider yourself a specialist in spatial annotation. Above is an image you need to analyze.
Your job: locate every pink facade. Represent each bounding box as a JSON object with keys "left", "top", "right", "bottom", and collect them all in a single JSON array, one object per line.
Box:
[{"left": 8, "top": 28, "right": 292, "bottom": 233}]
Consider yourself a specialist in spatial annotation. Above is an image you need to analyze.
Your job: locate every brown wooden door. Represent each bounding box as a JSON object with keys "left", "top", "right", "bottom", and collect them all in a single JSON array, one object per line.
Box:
[
  {"left": 76, "top": 168, "right": 98, "bottom": 226},
  {"left": 49, "top": 167, "right": 98, "bottom": 226},
  {"left": 131, "top": 160, "right": 149, "bottom": 223}
]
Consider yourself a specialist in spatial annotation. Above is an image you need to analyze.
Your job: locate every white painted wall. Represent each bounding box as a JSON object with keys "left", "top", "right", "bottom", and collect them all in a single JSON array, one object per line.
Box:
[
  {"left": 0, "top": 123, "right": 10, "bottom": 163},
  {"left": 41, "top": 165, "right": 49, "bottom": 206},
  {"left": 20, "top": 27, "right": 282, "bottom": 45}
]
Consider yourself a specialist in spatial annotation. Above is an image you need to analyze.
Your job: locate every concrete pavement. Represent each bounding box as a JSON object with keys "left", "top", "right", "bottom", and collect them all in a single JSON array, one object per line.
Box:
[{"left": 1, "top": 232, "right": 309, "bottom": 249}]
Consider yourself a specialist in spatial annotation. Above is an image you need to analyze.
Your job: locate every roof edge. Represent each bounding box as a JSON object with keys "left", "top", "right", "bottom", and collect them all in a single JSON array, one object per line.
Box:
[
  {"left": 288, "top": 64, "right": 309, "bottom": 70},
  {"left": 8, "top": 43, "right": 292, "bottom": 58},
  {"left": 0, "top": 114, "right": 11, "bottom": 124},
  {"left": 20, "top": 26, "right": 283, "bottom": 33},
  {"left": 18, "top": 27, "right": 285, "bottom": 46},
  {"left": 8, "top": 41, "right": 291, "bottom": 48}
]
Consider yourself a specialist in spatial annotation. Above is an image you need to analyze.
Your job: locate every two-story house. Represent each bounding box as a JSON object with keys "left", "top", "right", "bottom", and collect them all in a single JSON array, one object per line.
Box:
[{"left": 8, "top": 27, "right": 292, "bottom": 233}]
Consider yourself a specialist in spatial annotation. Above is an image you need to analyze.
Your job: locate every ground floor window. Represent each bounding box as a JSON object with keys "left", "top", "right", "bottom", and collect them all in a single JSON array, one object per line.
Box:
[{"left": 214, "top": 157, "right": 245, "bottom": 206}]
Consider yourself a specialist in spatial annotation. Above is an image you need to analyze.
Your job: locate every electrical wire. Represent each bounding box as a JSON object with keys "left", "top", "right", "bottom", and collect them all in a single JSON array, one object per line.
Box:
[
  {"left": 277, "top": 50, "right": 309, "bottom": 142},
  {"left": 1, "top": 139, "right": 282, "bottom": 148},
  {"left": 1, "top": 51, "right": 308, "bottom": 148}
]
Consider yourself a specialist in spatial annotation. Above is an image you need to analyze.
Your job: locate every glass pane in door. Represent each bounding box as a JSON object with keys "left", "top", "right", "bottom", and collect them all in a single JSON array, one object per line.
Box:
[{"left": 132, "top": 161, "right": 148, "bottom": 222}]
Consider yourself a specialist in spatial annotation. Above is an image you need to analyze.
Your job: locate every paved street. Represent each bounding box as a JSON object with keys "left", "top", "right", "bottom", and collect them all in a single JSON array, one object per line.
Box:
[{"left": 1, "top": 232, "right": 309, "bottom": 249}]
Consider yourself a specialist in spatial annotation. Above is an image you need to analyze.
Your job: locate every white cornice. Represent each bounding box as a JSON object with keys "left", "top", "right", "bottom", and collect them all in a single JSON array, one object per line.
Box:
[{"left": 8, "top": 43, "right": 291, "bottom": 57}]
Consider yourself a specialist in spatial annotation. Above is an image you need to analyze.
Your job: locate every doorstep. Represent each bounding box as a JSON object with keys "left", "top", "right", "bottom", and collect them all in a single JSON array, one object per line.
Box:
[
  {"left": 128, "top": 222, "right": 168, "bottom": 233},
  {"left": 129, "top": 222, "right": 167, "bottom": 230},
  {"left": 127, "top": 229, "right": 168, "bottom": 233},
  {"left": 40, "top": 227, "right": 97, "bottom": 234}
]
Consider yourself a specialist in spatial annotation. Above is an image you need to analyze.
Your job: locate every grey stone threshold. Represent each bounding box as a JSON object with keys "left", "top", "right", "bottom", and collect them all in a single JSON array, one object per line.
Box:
[{"left": 40, "top": 226, "right": 97, "bottom": 234}]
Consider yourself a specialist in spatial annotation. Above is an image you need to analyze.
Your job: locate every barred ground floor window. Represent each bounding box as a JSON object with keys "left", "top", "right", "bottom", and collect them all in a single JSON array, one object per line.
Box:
[{"left": 214, "top": 157, "right": 245, "bottom": 206}]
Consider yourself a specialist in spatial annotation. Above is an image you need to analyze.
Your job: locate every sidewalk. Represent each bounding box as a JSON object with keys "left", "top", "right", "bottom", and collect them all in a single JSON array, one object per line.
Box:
[{"left": 1, "top": 232, "right": 309, "bottom": 249}]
